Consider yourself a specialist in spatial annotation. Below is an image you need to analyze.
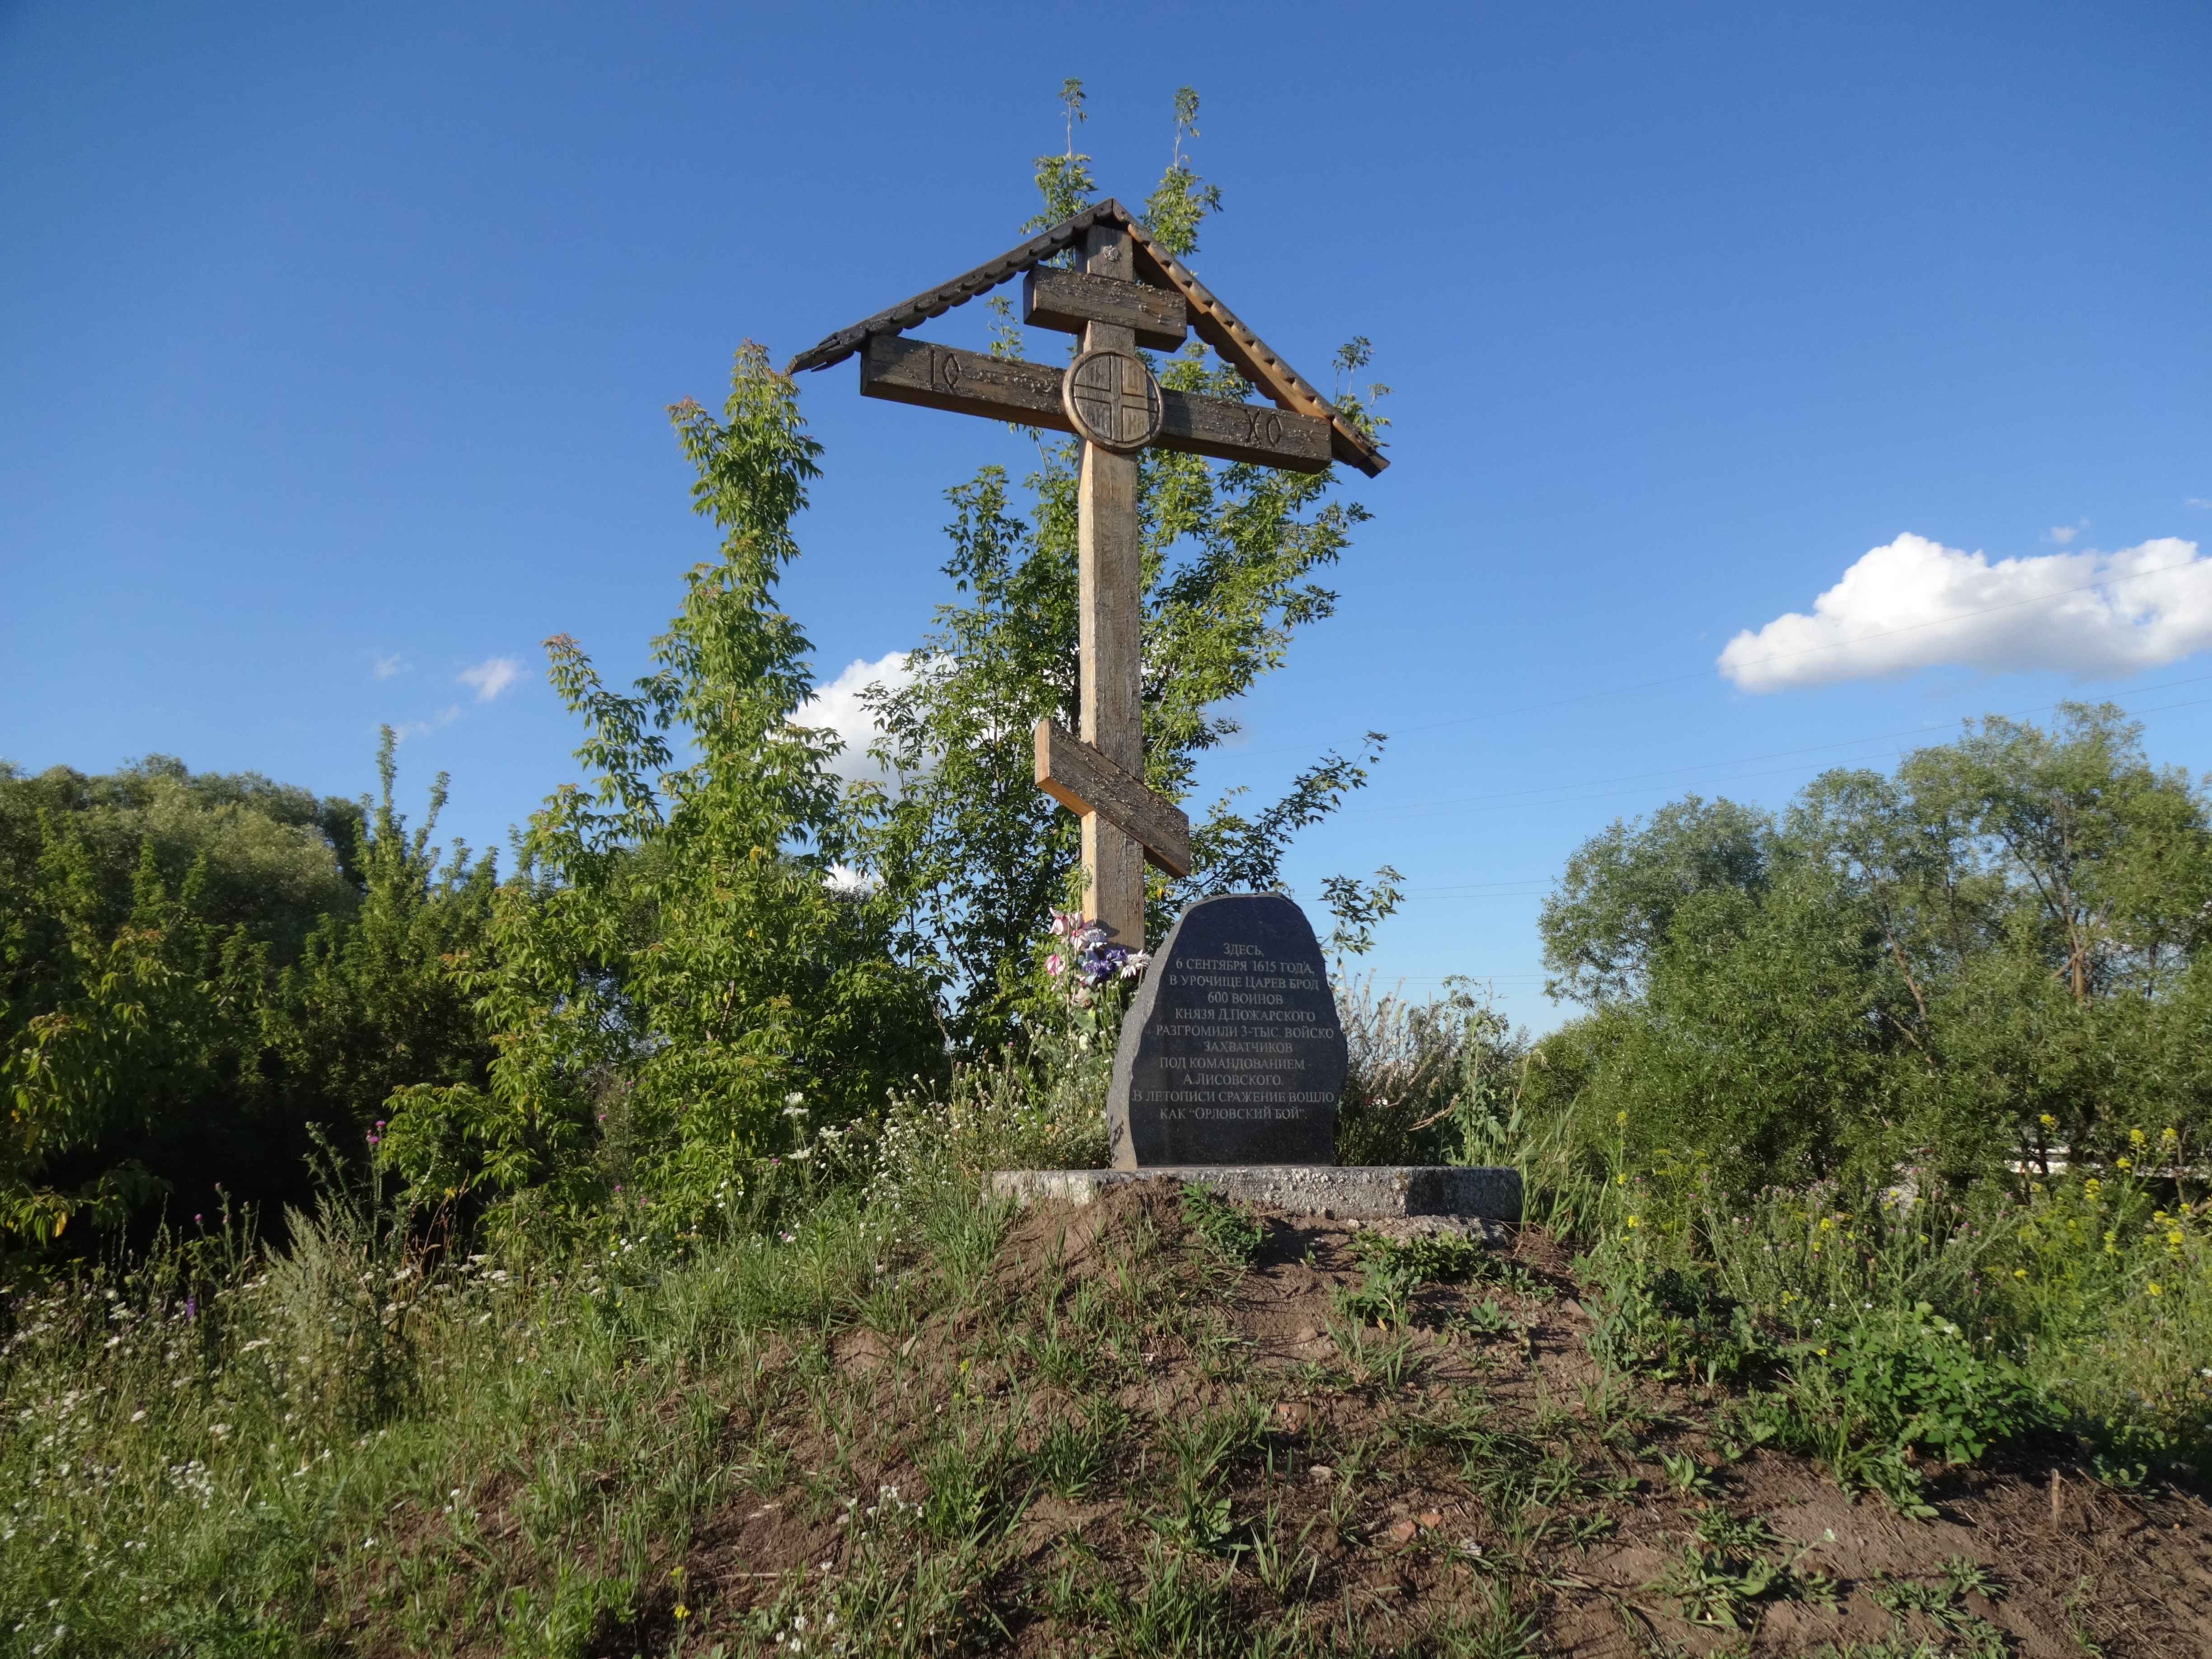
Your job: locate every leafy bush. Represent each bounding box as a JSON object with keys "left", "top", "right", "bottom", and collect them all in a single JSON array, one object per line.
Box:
[
  {"left": 1590, "top": 1262, "right": 1766, "bottom": 1385},
  {"left": 0, "top": 738, "right": 494, "bottom": 1252},
  {"left": 1813, "top": 1306, "right": 2050, "bottom": 1464}
]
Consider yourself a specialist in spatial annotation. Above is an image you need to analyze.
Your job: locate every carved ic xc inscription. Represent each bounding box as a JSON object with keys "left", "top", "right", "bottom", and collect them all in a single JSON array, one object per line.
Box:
[{"left": 1242, "top": 406, "right": 1285, "bottom": 448}]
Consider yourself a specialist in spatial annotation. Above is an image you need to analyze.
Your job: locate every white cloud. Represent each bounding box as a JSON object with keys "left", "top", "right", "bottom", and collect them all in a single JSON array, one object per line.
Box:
[
  {"left": 372, "top": 653, "right": 410, "bottom": 680},
  {"left": 458, "top": 656, "right": 525, "bottom": 703},
  {"left": 2044, "top": 519, "right": 2088, "bottom": 546},
  {"left": 1719, "top": 533, "right": 2212, "bottom": 692},
  {"left": 395, "top": 706, "right": 460, "bottom": 741},
  {"left": 795, "top": 651, "right": 922, "bottom": 783}
]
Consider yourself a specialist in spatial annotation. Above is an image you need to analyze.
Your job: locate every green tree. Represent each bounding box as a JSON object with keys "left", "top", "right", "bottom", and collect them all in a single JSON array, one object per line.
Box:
[
  {"left": 862, "top": 87, "right": 1401, "bottom": 1045},
  {"left": 1534, "top": 704, "right": 2212, "bottom": 1195},
  {"left": 381, "top": 345, "right": 941, "bottom": 1218},
  {"left": 1142, "top": 87, "right": 1223, "bottom": 258},
  {"left": 1539, "top": 794, "right": 1772, "bottom": 1007},
  {"left": 270, "top": 730, "right": 499, "bottom": 1132}
]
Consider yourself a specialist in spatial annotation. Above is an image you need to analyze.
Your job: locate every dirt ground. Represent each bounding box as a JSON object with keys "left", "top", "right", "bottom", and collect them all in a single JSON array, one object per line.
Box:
[{"left": 661, "top": 1186, "right": 2212, "bottom": 1654}]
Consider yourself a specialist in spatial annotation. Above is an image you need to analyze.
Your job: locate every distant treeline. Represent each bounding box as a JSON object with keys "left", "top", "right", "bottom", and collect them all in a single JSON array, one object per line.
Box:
[
  {"left": 1529, "top": 702, "right": 2212, "bottom": 1190},
  {"left": 0, "top": 743, "right": 495, "bottom": 1245}
]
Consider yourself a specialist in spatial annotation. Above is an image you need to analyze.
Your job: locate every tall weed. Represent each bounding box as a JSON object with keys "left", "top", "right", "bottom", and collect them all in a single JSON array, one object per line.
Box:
[
  {"left": 866, "top": 1025, "right": 1111, "bottom": 1217},
  {"left": 1997, "top": 1172, "right": 2212, "bottom": 1467},
  {"left": 265, "top": 1139, "right": 427, "bottom": 1430}
]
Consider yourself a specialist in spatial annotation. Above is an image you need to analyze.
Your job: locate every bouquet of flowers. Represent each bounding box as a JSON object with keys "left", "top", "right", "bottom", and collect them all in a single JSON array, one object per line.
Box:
[{"left": 1044, "top": 910, "right": 1150, "bottom": 992}]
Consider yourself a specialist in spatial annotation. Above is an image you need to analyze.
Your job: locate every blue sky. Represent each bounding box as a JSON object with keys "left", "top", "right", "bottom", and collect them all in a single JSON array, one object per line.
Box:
[{"left": 5, "top": 2, "right": 2209, "bottom": 1032}]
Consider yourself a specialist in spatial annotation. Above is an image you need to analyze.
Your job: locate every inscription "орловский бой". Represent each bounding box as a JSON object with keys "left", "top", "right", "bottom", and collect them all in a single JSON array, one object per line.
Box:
[{"left": 1107, "top": 897, "right": 1347, "bottom": 1167}]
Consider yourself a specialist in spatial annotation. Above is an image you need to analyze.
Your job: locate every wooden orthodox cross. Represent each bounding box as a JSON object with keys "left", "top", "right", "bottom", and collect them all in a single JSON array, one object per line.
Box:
[{"left": 787, "top": 200, "right": 1387, "bottom": 952}]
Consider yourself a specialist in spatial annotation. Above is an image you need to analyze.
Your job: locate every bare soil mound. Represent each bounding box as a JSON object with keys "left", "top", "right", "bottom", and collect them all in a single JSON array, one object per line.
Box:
[{"left": 637, "top": 1185, "right": 2211, "bottom": 1653}]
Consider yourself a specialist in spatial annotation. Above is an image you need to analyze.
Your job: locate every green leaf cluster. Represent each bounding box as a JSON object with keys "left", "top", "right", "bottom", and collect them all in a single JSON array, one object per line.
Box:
[
  {"left": 1815, "top": 1305, "right": 2050, "bottom": 1464},
  {"left": 379, "top": 345, "right": 942, "bottom": 1223},
  {"left": 1535, "top": 703, "right": 2212, "bottom": 1191},
  {"left": 0, "top": 741, "right": 495, "bottom": 1248}
]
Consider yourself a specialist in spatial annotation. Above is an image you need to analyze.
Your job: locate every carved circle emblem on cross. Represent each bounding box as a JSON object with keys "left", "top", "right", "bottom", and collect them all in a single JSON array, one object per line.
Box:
[{"left": 1063, "top": 348, "right": 1164, "bottom": 455}]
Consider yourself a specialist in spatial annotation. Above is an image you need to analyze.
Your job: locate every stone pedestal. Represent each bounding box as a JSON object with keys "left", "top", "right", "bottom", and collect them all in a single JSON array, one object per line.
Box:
[{"left": 990, "top": 1164, "right": 1521, "bottom": 1224}]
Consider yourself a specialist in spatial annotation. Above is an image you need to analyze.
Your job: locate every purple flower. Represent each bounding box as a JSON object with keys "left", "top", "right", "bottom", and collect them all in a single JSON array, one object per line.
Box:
[
  {"left": 193, "top": 1214, "right": 203, "bottom": 1227},
  {"left": 183, "top": 1295, "right": 197, "bottom": 1322},
  {"left": 1074, "top": 940, "right": 1130, "bottom": 984}
]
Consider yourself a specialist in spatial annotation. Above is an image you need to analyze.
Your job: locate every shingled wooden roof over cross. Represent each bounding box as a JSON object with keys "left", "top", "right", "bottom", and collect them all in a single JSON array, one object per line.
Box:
[{"left": 784, "top": 198, "right": 1387, "bottom": 479}]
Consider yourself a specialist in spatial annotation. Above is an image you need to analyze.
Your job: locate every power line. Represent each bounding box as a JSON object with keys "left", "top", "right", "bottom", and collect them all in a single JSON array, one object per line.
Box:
[
  {"left": 1346, "top": 725, "right": 1945, "bottom": 817},
  {"left": 1400, "top": 879, "right": 1550, "bottom": 894}
]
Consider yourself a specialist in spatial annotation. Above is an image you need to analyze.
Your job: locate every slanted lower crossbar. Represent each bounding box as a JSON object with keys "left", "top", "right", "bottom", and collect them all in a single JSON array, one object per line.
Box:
[{"left": 1033, "top": 718, "right": 1192, "bottom": 878}]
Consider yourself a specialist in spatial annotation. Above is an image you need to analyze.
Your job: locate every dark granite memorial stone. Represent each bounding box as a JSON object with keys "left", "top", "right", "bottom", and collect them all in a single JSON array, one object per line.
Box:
[{"left": 1106, "top": 893, "right": 1345, "bottom": 1168}]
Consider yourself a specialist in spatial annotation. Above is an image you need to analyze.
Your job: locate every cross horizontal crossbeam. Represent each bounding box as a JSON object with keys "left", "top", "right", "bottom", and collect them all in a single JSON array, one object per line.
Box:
[
  {"left": 859, "top": 336, "right": 1332, "bottom": 473},
  {"left": 782, "top": 198, "right": 1386, "bottom": 479}
]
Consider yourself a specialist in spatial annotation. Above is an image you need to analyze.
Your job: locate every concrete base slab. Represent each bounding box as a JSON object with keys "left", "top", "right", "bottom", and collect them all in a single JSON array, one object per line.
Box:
[{"left": 989, "top": 1165, "right": 1521, "bottom": 1224}]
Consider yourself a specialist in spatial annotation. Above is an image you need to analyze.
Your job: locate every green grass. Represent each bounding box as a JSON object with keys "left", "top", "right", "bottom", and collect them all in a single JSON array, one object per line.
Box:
[
  {"left": 2, "top": 1162, "right": 1568, "bottom": 1654},
  {"left": 5, "top": 1081, "right": 2207, "bottom": 1656},
  {"left": 0, "top": 1181, "right": 900, "bottom": 1653},
  {"left": 1180, "top": 1183, "right": 1268, "bottom": 1267}
]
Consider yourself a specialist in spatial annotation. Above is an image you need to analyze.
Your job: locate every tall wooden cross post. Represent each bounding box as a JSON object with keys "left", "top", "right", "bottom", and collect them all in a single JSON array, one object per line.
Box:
[
  {"left": 786, "top": 201, "right": 1387, "bottom": 951},
  {"left": 1065, "top": 217, "right": 1148, "bottom": 949}
]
